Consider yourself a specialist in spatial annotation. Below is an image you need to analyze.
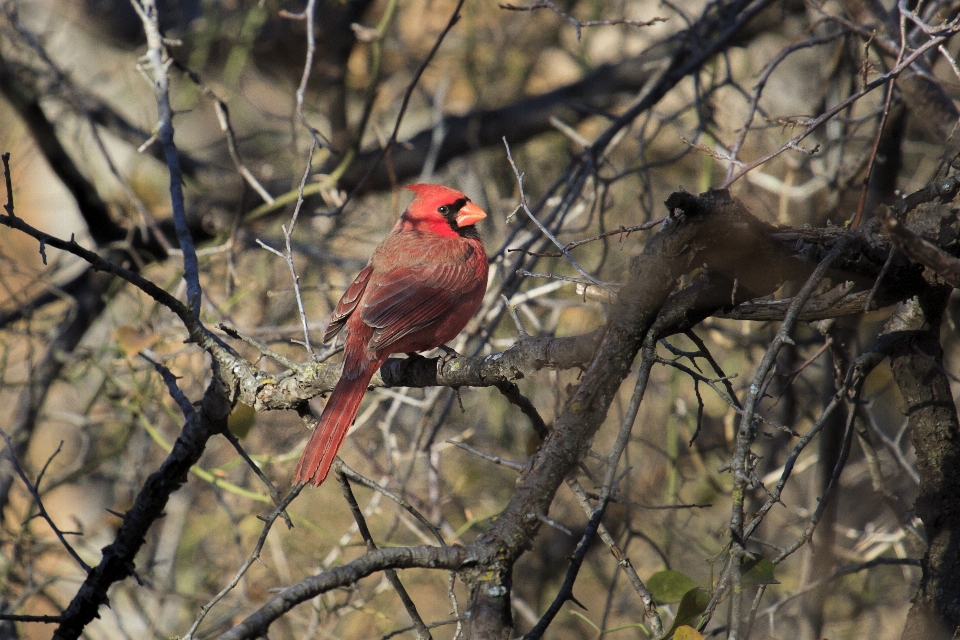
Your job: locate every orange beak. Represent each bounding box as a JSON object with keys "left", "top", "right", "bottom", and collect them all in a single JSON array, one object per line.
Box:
[{"left": 456, "top": 201, "right": 487, "bottom": 228}]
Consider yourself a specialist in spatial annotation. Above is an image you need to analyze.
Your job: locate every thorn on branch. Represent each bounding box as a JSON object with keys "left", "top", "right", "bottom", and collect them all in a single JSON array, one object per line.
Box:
[
  {"left": 142, "top": 353, "right": 195, "bottom": 418},
  {"left": 524, "top": 495, "right": 608, "bottom": 638},
  {"left": 1, "top": 152, "right": 14, "bottom": 218}
]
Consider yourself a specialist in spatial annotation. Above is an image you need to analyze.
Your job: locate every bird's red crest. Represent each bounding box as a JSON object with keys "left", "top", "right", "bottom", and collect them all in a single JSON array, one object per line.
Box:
[{"left": 403, "top": 183, "right": 468, "bottom": 204}]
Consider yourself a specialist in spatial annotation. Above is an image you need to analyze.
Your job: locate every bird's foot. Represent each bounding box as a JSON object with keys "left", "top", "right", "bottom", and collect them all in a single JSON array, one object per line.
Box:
[{"left": 436, "top": 345, "right": 461, "bottom": 375}]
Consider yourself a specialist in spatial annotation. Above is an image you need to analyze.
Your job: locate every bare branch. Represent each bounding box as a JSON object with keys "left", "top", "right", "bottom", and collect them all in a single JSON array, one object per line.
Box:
[
  {"left": 53, "top": 369, "right": 236, "bottom": 640},
  {"left": 877, "top": 205, "right": 960, "bottom": 288},
  {"left": 132, "top": 0, "right": 202, "bottom": 316},
  {"left": 720, "top": 26, "right": 960, "bottom": 188},
  {"left": 183, "top": 485, "right": 304, "bottom": 640},
  {"left": 499, "top": 0, "right": 664, "bottom": 41},
  {"left": 0, "top": 427, "right": 91, "bottom": 573},
  {"left": 724, "top": 240, "right": 847, "bottom": 635},
  {"left": 336, "top": 469, "right": 433, "bottom": 640},
  {"left": 217, "top": 545, "right": 470, "bottom": 640}
]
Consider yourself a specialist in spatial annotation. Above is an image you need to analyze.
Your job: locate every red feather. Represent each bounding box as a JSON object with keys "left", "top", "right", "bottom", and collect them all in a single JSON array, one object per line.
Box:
[{"left": 293, "top": 184, "right": 489, "bottom": 486}]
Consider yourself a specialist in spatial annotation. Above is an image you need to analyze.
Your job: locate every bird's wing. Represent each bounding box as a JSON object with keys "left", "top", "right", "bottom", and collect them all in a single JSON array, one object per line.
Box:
[
  {"left": 324, "top": 265, "right": 373, "bottom": 343},
  {"left": 360, "top": 262, "right": 482, "bottom": 352}
]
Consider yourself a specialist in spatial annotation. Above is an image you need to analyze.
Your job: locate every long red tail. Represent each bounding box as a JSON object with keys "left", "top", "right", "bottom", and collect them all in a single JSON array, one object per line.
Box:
[{"left": 293, "top": 363, "right": 378, "bottom": 486}]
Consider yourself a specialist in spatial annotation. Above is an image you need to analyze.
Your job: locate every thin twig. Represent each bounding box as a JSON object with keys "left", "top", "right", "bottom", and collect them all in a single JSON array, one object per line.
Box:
[
  {"left": 721, "top": 28, "right": 960, "bottom": 188},
  {"left": 864, "top": 248, "right": 897, "bottom": 312},
  {"left": 172, "top": 59, "right": 275, "bottom": 204},
  {"left": 220, "top": 428, "right": 295, "bottom": 529},
  {"left": 0, "top": 427, "right": 91, "bottom": 573},
  {"left": 723, "top": 241, "right": 846, "bottom": 636},
  {"left": 760, "top": 557, "right": 920, "bottom": 618},
  {"left": 864, "top": 412, "right": 919, "bottom": 484},
  {"left": 724, "top": 32, "right": 841, "bottom": 184},
  {"left": 508, "top": 220, "right": 665, "bottom": 259},
  {"left": 526, "top": 338, "right": 663, "bottom": 639},
  {"left": 271, "top": 140, "right": 319, "bottom": 355},
  {"left": 504, "top": 138, "right": 613, "bottom": 292},
  {"left": 523, "top": 498, "right": 606, "bottom": 639},
  {"left": 337, "top": 469, "right": 433, "bottom": 640},
  {"left": 338, "top": 461, "right": 446, "bottom": 546},
  {"left": 0, "top": 213, "right": 208, "bottom": 345},
  {"left": 683, "top": 330, "right": 742, "bottom": 410},
  {"left": 131, "top": 0, "right": 202, "bottom": 317},
  {"left": 581, "top": 491, "right": 711, "bottom": 510},
  {"left": 289, "top": 0, "right": 332, "bottom": 150},
  {"left": 849, "top": 79, "right": 897, "bottom": 229},
  {"left": 772, "top": 388, "right": 859, "bottom": 565},
  {"left": 448, "top": 441, "right": 525, "bottom": 472},
  {"left": 877, "top": 205, "right": 960, "bottom": 288},
  {"left": 499, "top": 0, "right": 664, "bottom": 41},
  {"left": 515, "top": 270, "right": 618, "bottom": 289},
  {"left": 381, "top": 616, "right": 466, "bottom": 640},
  {"left": 337, "top": 0, "right": 468, "bottom": 208},
  {"left": 217, "top": 323, "right": 301, "bottom": 369},
  {"left": 142, "top": 354, "right": 195, "bottom": 417},
  {"left": 182, "top": 484, "right": 304, "bottom": 640},
  {"left": 566, "top": 478, "right": 663, "bottom": 635}
]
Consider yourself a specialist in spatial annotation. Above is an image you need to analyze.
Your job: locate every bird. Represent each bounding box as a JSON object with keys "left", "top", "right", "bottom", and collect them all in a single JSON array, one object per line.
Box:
[{"left": 293, "top": 183, "right": 489, "bottom": 486}]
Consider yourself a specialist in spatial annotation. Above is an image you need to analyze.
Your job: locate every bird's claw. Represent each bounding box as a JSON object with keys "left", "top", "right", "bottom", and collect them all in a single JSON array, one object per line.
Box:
[{"left": 437, "top": 344, "right": 460, "bottom": 376}]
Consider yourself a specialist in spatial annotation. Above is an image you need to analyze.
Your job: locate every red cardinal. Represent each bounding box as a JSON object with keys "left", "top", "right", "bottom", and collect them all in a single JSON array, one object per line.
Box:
[{"left": 293, "top": 184, "right": 489, "bottom": 486}]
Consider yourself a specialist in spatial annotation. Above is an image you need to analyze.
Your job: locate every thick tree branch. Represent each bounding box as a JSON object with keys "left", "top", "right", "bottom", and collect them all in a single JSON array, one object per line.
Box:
[
  {"left": 216, "top": 545, "right": 471, "bottom": 640},
  {"left": 877, "top": 205, "right": 960, "bottom": 288},
  {"left": 52, "top": 362, "right": 237, "bottom": 640},
  {"left": 892, "top": 292, "right": 960, "bottom": 640},
  {"left": 460, "top": 190, "right": 760, "bottom": 637}
]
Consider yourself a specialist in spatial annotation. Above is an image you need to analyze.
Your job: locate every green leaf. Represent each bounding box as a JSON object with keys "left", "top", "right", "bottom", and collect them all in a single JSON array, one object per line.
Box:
[
  {"left": 666, "top": 587, "right": 711, "bottom": 637},
  {"left": 741, "top": 555, "right": 780, "bottom": 586},
  {"left": 647, "top": 570, "right": 700, "bottom": 604}
]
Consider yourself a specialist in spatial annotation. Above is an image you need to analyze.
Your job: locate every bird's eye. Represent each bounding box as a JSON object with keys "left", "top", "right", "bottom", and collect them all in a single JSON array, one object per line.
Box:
[{"left": 438, "top": 205, "right": 450, "bottom": 215}]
